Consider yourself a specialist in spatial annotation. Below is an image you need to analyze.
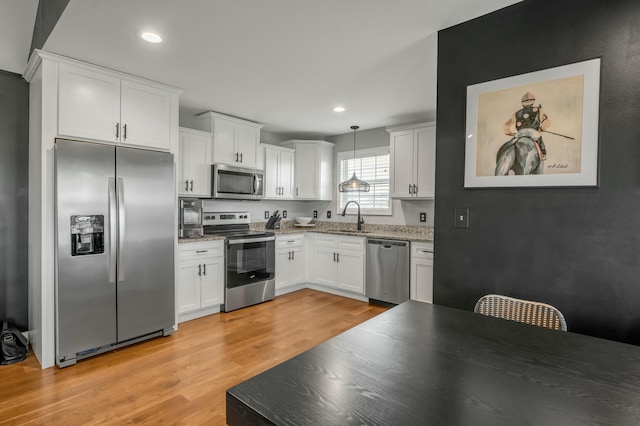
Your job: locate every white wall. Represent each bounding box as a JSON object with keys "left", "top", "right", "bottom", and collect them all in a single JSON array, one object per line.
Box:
[{"left": 324, "top": 126, "right": 435, "bottom": 226}]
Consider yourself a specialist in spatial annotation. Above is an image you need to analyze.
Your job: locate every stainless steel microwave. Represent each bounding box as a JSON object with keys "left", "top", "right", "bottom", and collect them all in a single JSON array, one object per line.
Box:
[{"left": 212, "top": 164, "right": 264, "bottom": 200}]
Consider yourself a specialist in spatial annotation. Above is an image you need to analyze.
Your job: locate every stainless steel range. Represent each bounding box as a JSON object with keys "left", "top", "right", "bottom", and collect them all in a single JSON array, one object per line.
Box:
[{"left": 203, "top": 211, "right": 275, "bottom": 312}]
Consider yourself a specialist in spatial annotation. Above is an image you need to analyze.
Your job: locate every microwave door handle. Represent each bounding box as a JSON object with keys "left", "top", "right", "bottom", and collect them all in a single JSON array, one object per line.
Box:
[{"left": 253, "top": 174, "right": 258, "bottom": 195}]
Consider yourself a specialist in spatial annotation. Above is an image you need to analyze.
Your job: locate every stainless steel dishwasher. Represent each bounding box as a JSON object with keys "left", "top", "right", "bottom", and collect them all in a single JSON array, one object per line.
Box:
[{"left": 366, "top": 238, "right": 410, "bottom": 304}]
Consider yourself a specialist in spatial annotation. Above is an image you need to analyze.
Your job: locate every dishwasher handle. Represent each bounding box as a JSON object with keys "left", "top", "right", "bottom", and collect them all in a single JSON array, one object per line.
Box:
[{"left": 367, "top": 239, "right": 409, "bottom": 247}]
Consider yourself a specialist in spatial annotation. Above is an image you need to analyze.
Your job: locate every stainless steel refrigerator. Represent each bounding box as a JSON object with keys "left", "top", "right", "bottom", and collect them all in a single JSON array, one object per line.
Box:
[{"left": 55, "top": 139, "right": 175, "bottom": 367}]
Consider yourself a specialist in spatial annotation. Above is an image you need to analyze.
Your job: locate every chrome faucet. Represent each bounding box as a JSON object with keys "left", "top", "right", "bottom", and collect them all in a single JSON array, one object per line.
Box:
[{"left": 341, "top": 200, "right": 364, "bottom": 231}]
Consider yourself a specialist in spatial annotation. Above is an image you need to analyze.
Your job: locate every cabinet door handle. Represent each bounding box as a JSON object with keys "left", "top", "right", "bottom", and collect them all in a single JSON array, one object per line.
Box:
[
  {"left": 235, "top": 152, "right": 239, "bottom": 162},
  {"left": 296, "top": 188, "right": 299, "bottom": 197},
  {"left": 333, "top": 252, "right": 336, "bottom": 262},
  {"left": 409, "top": 184, "right": 413, "bottom": 195},
  {"left": 123, "top": 124, "right": 127, "bottom": 140},
  {"left": 115, "top": 123, "right": 119, "bottom": 139},
  {"left": 413, "top": 184, "right": 418, "bottom": 195},
  {"left": 203, "top": 264, "right": 206, "bottom": 276},
  {"left": 288, "top": 251, "right": 292, "bottom": 261},
  {"left": 190, "top": 180, "right": 194, "bottom": 191},
  {"left": 196, "top": 250, "right": 208, "bottom": 253},
  {"left": 336, "top": 253, "right": 340, "bottom": 263},
  {"left": 292, "top": 251, "right": 295, "bottom": 261},
  {"left": 240, "top": 153, "right": 243, "bottom": 163},
  {"left": 185, "top": 180, "right": 189, "bottom": 191},
  {"left": 198, "top": 264, "right": 202, "bottom": 276}
]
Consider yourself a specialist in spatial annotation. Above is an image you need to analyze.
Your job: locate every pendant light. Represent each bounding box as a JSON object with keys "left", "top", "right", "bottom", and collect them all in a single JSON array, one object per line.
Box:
[{"left": 338, "top": 125, "right": 370, "bottom": 192}]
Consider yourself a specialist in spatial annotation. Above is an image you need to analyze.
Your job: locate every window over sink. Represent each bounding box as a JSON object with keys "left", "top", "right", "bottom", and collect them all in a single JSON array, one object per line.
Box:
[{"left": 337, "top": 147, "right": 391, "bottom": 215}]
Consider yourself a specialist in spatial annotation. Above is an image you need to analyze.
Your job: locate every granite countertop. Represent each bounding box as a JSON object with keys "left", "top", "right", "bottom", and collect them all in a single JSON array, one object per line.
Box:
[
  {"left": 178, "top": 235, "right": 226, "bottom": 244},
  {"left": 257, "top": 221, "right": 433, "bottom": 243},
  {"left": 179, "top": 221, "right": 433, "bottom": 244}
]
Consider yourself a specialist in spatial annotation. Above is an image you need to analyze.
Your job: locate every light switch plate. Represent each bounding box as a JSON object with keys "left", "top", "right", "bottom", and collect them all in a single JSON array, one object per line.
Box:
[
  {"left": 327, "top": 211, "right": 331, "bottom": 219},
  {"left": 313, "top": 210, "right": 318, "bottom": 218},
  {"left": 419, "top": 212, "right": 426, "bottom": 223},
  {"left": 264, "top": 211, "right": 269, "bottom": 219},
  {"left": 282, "top": 210, "right": 287, "bottom": 218},
  {"left": 455, "top": 208, "right": 469, "bottom": 229}
]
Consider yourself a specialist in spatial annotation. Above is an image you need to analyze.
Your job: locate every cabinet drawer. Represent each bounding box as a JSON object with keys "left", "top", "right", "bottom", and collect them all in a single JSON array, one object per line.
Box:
[
  {"left": 338, "top": 236, "right": 365, "bottom": 251},
  {"left": 179, "top": 241, "right": 224, "bottom": 259},
  {"left": 276, "top": 234, "right": 304, "bottom": 248},
  {"left": 411, "top": 242, "right": 434, "bottom": 259},
  {"left": 313, "top": 234, "right": 338, "bottom": 248}
]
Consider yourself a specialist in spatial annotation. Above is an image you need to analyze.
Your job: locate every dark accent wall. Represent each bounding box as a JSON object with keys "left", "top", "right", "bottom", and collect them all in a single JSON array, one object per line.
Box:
[
  {"left": 0, "top": 71, "right": 29, "bottom": 329},
  {"left": 30, "top": 0, "right": 71, "bottom": 53},
  {"left": 0, "top": 0, "right": 69, "bottom": 330},
  {"left": 434, "top": 0, "right": 640, "bottom": 344}
]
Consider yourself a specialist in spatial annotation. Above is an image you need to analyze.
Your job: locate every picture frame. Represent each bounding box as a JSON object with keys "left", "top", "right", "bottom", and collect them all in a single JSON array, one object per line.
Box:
[{"left": 464, "top": 58, "right": 601, "bottom": 188}]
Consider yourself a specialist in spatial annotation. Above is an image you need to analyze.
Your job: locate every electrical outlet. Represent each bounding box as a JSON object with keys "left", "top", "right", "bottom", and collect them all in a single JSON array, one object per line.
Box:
[
  {"left": 420, "top": 212, "right": 427, "bottom": 223},
  {"left": 455, "top": 208, "right": 470, "bottom": 229},
  {"left": 264, "top": 211, "right": 269, "bottom": 219},
  {"left": 313, "top": 210, "right": 318, "bottom": 218},
  {"left": 327, "top": 210, "right": 332, "bottom": 219},
  {"left": 282, "top": 210, "right": 287, "bottom": 218}
]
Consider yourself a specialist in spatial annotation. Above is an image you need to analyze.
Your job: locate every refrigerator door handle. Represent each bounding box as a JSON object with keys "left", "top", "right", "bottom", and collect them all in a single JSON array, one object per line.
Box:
[
  {"left": 117, "top": 177, "right": 126, "bottom": 282},
  {"left": 108, "top": 177, "right": 117, "bottom": 283}
]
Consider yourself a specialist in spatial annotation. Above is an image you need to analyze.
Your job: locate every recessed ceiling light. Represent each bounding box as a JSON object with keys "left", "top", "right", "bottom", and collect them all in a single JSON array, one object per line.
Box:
[
  {"left": 333, "top": 106, "right": 346, "bottom": 112},
  {"left": 140, "top": 32, "right": 162, "bottom": 43}
]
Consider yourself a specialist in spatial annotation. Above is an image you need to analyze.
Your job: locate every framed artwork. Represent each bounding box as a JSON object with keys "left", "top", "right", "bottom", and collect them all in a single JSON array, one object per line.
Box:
[{"left": 464, "top": 58, "right": 601, "bottom": 188}]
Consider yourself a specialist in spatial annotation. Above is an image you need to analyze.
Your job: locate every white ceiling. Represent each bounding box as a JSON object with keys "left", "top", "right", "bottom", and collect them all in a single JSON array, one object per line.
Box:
[{"left": 18, "top": 0, "right": 521, "bottom": 138}]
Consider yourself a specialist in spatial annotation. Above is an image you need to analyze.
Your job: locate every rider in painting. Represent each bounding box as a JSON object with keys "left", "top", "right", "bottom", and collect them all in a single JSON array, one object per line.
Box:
[{"left": 495, "top": 92, "right": 551, "bottom": 175}]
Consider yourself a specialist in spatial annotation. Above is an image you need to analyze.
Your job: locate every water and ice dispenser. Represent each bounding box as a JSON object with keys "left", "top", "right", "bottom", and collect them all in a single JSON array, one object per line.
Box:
[{"left": 70, "top": 215, "right": 104, "bottom": 256}]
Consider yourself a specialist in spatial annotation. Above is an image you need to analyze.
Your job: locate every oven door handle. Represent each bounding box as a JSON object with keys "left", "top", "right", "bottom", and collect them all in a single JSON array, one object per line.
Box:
[{"left": 227, "top": 236, "right": 276, "bottom": 245}]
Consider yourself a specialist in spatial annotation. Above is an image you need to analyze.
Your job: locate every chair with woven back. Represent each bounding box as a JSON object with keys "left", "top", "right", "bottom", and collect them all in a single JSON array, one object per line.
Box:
[{"left": 474, "top": 294, "right": 567, "bottom": 331}]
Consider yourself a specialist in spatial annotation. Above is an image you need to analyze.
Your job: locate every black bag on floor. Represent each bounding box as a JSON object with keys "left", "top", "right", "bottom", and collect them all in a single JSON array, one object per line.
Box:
[{"left": 1, "top": 321, "right": 28, "bottom": 365}]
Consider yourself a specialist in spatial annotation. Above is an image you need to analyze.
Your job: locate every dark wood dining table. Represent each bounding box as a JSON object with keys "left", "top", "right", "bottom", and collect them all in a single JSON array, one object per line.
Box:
[{"left": 226, "top": 300, "right": 640, "bottom": 425}]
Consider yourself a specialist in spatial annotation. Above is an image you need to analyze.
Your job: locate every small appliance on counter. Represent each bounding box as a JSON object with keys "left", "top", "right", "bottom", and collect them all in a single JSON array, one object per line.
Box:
[
  {"left": 265, "top": 211, "right": 281, "bottom": 229},
  {"left": 179, "top": 198, "right": 203, "bottom": 238}
]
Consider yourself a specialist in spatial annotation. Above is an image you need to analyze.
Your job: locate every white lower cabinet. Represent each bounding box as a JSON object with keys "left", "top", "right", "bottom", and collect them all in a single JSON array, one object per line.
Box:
[
  {"left": 178, "top": 241, "right": 224, "bottom": 322},
  {"left": 275, "top": 234, "right": 305, "bottom": 293},
  {"left": 410, "top": 242, "right": 433, "bottom": 303},
  {"left": 311, "top": 235, "right": 365, "bottom": 294}
]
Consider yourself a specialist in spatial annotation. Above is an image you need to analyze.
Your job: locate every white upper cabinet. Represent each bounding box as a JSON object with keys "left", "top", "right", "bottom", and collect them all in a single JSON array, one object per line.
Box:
[
  {"left": 263, "top": 144, "right": 294, "bottom": 199},
  {"left": 388, "top": 123, "right": 436, "bottom": 199},
  {"left": 58, "top": 63, "right": 121, "bottom": 143},
  {"left": 178, "top": 127, "right": 212, "bottom": 197},
  {"left": 281, "top": 140, "right": 334, "bottom": 201},
  {"left": 196, "top": 111, "right": 263, "bottom": 169},
  {"left": 120, "top": 80, "right": 172, "bottom": 149},
  {"left": 58, "top": 61, "right": 178, "bottom": 151}
]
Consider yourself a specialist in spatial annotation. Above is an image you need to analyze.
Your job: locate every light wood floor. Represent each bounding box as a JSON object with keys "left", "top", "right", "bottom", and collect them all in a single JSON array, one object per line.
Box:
[{"left": 0, "top": 289, "right": 387, "bottom": 425}]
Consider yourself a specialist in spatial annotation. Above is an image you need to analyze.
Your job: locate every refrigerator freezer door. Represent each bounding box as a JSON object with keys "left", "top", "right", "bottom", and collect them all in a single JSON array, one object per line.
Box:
[
  {"left": 55, "top": 140, "right": 117, "bottom": 359},
  {"left": 115, "top": 147, "right": 175, "bottom": 341}
]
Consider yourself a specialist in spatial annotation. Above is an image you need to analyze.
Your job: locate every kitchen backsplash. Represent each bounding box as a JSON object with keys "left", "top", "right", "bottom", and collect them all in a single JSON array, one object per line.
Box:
[
  {"left": 251, "top": 219, "right": 434, "bottom": 241},
  {"left": 201, "top": 198, "right": 435, "bottom": 227}
]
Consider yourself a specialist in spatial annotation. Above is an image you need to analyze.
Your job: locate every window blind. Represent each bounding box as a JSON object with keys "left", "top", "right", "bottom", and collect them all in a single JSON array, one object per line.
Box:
[{"left": 338, "top": 151, "right": 390, "bottom": 213}]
